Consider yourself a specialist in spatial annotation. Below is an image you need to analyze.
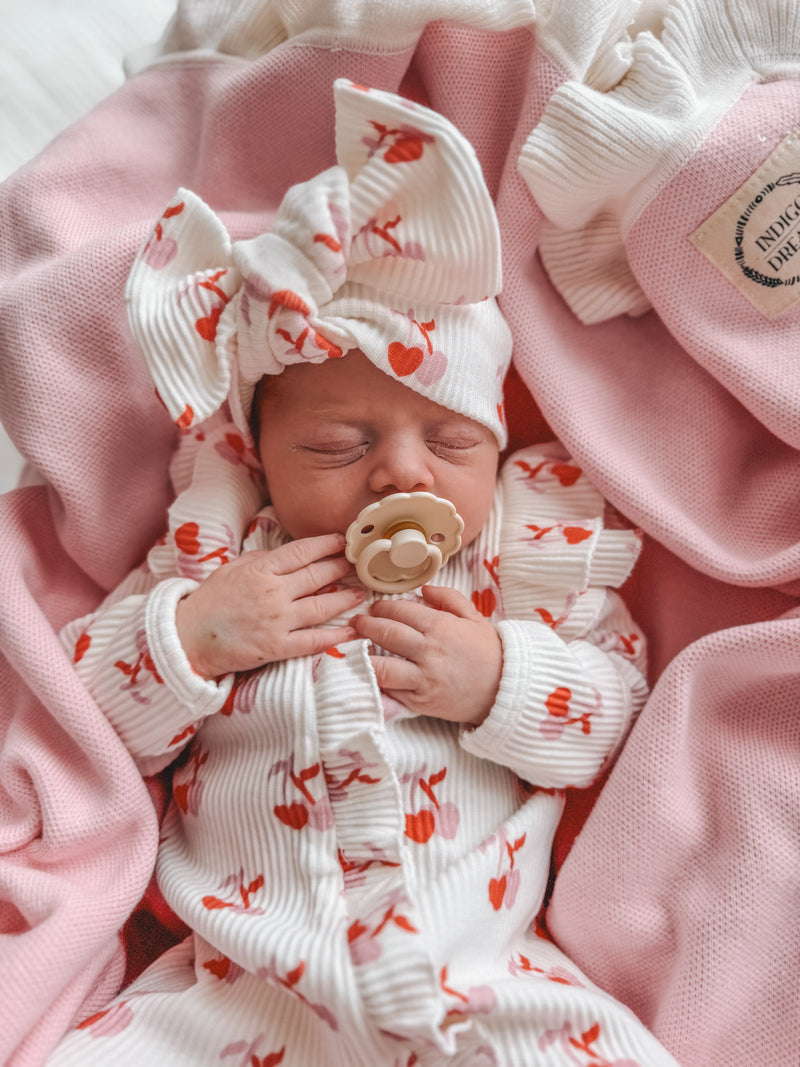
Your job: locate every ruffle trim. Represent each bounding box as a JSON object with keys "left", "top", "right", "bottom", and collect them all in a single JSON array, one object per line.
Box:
[{"left": 497, "top": 445, "right": 640, "bottom": 637}]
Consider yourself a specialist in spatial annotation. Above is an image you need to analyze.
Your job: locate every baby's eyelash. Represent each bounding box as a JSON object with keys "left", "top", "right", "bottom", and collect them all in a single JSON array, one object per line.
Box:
[
  {"left": 426, "top": 439, "right": 476, "bottom": 457},
  {"left": 304, "top": 443, "right": 369, "bottom": 465}
]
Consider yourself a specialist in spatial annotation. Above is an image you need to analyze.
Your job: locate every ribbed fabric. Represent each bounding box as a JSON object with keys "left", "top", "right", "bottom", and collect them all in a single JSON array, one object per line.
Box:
[
  {"left": 47, "top": 435, "right": 674, "bottom": 1065},
  {"left": 518, "top": 0, "right": 800, "bottom": 323}
]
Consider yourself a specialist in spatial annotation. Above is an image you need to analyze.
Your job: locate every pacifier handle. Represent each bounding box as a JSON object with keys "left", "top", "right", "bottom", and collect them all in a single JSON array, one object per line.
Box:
[
  {"left": 345, "top": 491, "right": 463, "bottom": 595},
  {"left": 356, "top": 531, "right": 442, "bottom": 589}
]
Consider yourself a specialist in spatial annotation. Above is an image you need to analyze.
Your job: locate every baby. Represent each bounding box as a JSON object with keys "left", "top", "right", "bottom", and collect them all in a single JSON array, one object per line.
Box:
[{"left": 48, "top": 82, "right": 679, "bottom": 1066}]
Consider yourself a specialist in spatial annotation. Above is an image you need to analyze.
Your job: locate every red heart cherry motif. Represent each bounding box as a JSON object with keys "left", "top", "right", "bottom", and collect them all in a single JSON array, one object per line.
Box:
[
  {"left": 388, "top": 341, "right": 424, "bottom": 377},
  {"left": 404, "top": 808, "right": 436, "bottom": 843},
  {"left": 174, "top": 522, "right": 201, "bottom": 555},
  {"left": 173, "top": 782, "right": 190, "bottom": 814},
  {"left": 471, "top": 588, "right": 497, "bottom": 618},
  {"left": 551, "top": 463, "right": 581, "bottom": 487},
  {"left": 74, "top": 632, "right": 91, "bottom": 663},
  {"left": 195, "top": 306, "right": 222, "bottom": 342},
  {"left": 545, "top": 687, "right": 572, "bottom": 719},
  {"left": 563, "top": 526, "right": 593, "bottom": 545},
  {"left": 203, "top": 956, "right": 231, "bottom": 980},
  {"left": 274, "top": 802, "right": 309, "bottom": 830},
  {"left": 385, "top": 137, "right": 424, "bottom": 164},
  {"left": 176, "top": 404, "right": 194, "bottom": 431},
  {"left": 488, "top": 875, "right": 507, "bottom": 911}
]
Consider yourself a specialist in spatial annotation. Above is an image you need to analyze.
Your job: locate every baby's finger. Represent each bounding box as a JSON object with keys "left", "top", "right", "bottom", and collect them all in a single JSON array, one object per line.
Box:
[
  {"left": 284, "top": 625, "right": 359, "bottom": 660},
  {"left": 292, "top": 587, "right": 365, "bottom": 629},
  {"left": 290, "top": 553, "right": 357, "bottom": 598},
  {"left": 367, "top": 596, "right": 436, "bottom": 632},
  {"left": 354, "top": 612, "right": 425, "bottom": 661},
  {"left": 369, "top": 653, "right": 421, "bottom": 693},
  {"left": 420, "top": 584, "right": 481, "bottom": 620},
  {"left": 269, "top": 532, "right": 349, "bottom": 574}
]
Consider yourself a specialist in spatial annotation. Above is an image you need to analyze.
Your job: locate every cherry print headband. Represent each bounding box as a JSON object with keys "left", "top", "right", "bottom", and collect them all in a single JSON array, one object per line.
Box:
[{"left": 126, "top": 79, "right": 512, "bottom": 447}]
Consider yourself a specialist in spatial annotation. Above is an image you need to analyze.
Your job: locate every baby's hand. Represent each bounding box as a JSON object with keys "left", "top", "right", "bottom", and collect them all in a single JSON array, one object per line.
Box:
[
  {"left": 354, "top": 585, "right": 502, "bottom": 727},
  {"left": 176, "top": 533, "right": 364, "bottom": 679}
]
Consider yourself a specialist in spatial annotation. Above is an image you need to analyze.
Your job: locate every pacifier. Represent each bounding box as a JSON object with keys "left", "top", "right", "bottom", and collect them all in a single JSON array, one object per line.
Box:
[{"left": 345, "top": 492, "right": 464, "bottom": 594}]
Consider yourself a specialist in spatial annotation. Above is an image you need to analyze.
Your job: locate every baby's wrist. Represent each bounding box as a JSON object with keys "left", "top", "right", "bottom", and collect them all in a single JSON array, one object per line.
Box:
[{"left": 175, "top": 593, "right": 218, "bottom": 681}]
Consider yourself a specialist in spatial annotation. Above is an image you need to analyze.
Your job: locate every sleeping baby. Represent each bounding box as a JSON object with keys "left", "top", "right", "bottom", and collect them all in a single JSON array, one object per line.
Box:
[{"left": 47, "top": 80, "right": 679, "bottom": 1066}]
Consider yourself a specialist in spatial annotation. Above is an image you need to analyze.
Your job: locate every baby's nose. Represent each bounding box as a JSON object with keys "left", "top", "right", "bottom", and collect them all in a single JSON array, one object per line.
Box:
[{"left": 368, "top": 440, "right": 435, "bottom": 494}]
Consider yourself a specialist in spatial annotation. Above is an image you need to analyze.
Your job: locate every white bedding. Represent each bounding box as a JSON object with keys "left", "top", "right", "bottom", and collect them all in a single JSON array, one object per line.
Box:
[{"left": 0, "top": 0, "right": 176, "bottom": 492}]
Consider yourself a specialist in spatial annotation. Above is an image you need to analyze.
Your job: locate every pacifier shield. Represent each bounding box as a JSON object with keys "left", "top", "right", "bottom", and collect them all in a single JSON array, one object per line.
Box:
[{"left": 345, "top": 492, "right": 463, "bottom": 594}]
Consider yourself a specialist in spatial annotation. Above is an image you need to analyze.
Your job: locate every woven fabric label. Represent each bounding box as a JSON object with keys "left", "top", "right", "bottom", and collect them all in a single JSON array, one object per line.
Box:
[{"left": 690, "top": 130, "right": 800, "bottom": 318}]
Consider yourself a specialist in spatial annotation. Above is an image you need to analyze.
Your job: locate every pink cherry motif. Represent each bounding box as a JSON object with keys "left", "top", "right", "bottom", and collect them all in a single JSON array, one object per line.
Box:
[
  {"left": 414, "top": 348, "right": 448, "bottom": 386},
  {"left": 143, "top": 234, "right": 178, "bottom": 271},
  {"left": 434, "top": 800, "right": 460, "bottom": 840}
]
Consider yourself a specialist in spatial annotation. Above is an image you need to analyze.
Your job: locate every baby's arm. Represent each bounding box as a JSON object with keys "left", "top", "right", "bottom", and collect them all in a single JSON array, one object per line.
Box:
[
  {"left": 63, "top": 533, "right": 363, "bottom": 773},
  {"left": 176, "top": 533, "right": 364, "bottom": 678},
  {"left": 356, "top": 585, "right": 646, "bottom": 789},
  {"left": 353, "top": 586, "right": 502, "bottom": 726}
]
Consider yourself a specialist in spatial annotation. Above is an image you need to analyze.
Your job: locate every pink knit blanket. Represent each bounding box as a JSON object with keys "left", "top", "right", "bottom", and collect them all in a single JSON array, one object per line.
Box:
[{"left": 2, "top": 6, "right": 799, "bottom": 1064}]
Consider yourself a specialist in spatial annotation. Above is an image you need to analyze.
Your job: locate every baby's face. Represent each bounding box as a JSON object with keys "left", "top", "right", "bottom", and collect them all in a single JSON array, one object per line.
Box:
[{"left": 256, "top": 350, "right": 499, "bottom": 548}]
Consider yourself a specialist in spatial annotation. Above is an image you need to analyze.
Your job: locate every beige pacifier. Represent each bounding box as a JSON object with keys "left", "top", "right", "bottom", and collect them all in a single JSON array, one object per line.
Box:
[{"left": 345, "top": 492, "right": 464, "bottom": 594}]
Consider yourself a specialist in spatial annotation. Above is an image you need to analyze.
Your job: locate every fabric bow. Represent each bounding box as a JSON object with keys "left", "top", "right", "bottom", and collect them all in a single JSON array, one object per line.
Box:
[{"left": 126, "top": 79, "right": 512, "bottom": 446}]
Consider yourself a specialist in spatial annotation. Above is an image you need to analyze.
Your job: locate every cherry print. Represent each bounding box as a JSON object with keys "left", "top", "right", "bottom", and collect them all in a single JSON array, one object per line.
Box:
[
  {"left": 471, "top": 588, "right": 497, "bottom": 617},
  {"left": 362, "top": 120, "right": 434, "bottom": 164},
  {"left": 77, "top": 1001, "right": 134, "bottom": 1037},
  {"left": 508, "top": 953, "right": 583, "bottom": 986},
  {"left": 175, "top": 522, "right": 201, "bottom": 555},
  {"left": 541, "top": 686, "right": 602, "bottom": 740},
  {"left": 141, "top": 201, "right": 184, "bottom": 271},
  {"left": 388, "top": 341, "right": 424, "bottom": 376},
  {"left": 73, "top": 632, "right": 91, "bottom": 663},
  {"left": 192, "top": 269, "right": 231, "bottom": 342},
  {"left": 440, "top": 966, "right": 497, "bottom": 1018},
  {"left": 563, "top": 526, "right": 593, "bottom": 545},
  {"left": 168, "top": 722, "right": 198, "bottom": 747},
  {"left": 524, "top": 523, "right": 593, "bottom": 549},
  {"left": 269, "top": 757, "right": 333, "bottom": 832},
  {"left": 348, "top": 893, "right": 418, "bottom": 966},
  {"left": 538, "top": 1020, "right": 642, "bottom": 1067},
  {"left": 173, "top": 746, "right": 208, "bottom": 815},
  {"left": 202, "top": 872, "right": 265, "bottom": 914},
  {"left": 313, "top": 232, "right": 342, "bottom": 253},
  {"left": 254, "top": 961, "right": 338, "bottom": 1032},
  {"left": 114, "top": 629, "right": 164, "bottom": 704},
  {"left": 514, "top": 457, "right": 583, "bottom": 492},
  {"left": 221, "top": 1037, "right": 287, "bottom": 1067},
  {"left": 176, "top": 404, "right": 194, "bottom": 430},
  {"left": 402, "top": 766, "right": 459, "bottom": 844},
  {"left": 484, "top": 829, "right": 526, "bottom": 911},
  {"left": 388, "top": 312, "right": 447, "bottom": 385}
]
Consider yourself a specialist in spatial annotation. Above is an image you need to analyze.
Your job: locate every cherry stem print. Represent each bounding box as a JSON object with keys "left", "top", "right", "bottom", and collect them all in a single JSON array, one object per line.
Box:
[
  {"left": 539, "top": 1020, "right": 641, "bottom": 1067},
  {"left": 202, "top": 871, "right": 265, "bottom": 913},
  {"left": 269, "top": 757, "right": 332, "bottom": 832},
  {"left": 403, "top": 766, "right": 459, "bottom": 844},
  {"left": 488, "top": 829, "right": 526, "bottom": 911}
]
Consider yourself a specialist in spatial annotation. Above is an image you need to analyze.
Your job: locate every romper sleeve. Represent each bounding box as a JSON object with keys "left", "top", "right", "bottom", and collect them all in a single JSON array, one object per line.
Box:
[
  {"left": 61, "top": 570, "right": 234, "bottom": 777},
  {"left": 59, "top": 422, "right": 265, "bottom": 775},
  {"left": 460, "top": 444, "right": 647, "bottom": 789}
]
